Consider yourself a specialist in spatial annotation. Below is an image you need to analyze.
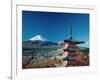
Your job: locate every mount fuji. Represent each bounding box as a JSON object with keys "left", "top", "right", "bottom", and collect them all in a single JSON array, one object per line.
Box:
[
  {"left": 23, "top": 35, "right": 58, "bottom": 47},
  {"left": 29, "top": 35, "right": 47, "bottom": 41}
]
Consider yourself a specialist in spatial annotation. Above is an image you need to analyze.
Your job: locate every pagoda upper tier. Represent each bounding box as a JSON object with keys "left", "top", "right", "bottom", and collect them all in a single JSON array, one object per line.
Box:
[{"left": 64, "top": 37, "right": 85, "bottom": 44}]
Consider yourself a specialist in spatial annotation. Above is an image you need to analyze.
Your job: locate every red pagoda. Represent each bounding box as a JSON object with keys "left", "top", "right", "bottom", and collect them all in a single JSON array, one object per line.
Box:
[{"left": 62, "top": 23, "right": 85, "bottom": 66}]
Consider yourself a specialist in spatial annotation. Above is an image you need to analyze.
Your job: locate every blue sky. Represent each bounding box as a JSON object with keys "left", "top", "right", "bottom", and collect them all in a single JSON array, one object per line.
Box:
[{"left": 22, "top": 11, "right": 89, "bottom": 47}]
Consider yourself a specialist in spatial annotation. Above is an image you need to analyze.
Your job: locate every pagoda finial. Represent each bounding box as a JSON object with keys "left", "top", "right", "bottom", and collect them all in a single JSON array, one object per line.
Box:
[{"left": 69, "top": 19, "right": 72, "bottom": 39}]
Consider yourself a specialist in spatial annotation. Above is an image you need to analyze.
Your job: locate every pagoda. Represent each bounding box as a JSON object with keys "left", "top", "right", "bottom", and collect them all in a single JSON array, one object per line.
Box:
[{"left": 62, "top": 22, "right": 85, "bottom": 66}]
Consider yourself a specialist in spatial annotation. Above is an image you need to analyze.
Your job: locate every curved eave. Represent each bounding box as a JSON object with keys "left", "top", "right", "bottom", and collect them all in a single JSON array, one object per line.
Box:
[
  {"left": 64, "top": 39, "right": 85, "bottom": 44},
  {"left": 63, "top": 48, "right": 85, "bottom": 51}
]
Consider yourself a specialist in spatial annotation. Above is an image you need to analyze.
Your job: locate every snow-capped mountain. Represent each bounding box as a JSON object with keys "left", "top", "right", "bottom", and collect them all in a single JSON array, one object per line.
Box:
[
  {"left": 29, "top": 35, "right": 47, "bottom": 41},
  {"left": 23, "top": 35, "right": 58, "bottom": 47}
]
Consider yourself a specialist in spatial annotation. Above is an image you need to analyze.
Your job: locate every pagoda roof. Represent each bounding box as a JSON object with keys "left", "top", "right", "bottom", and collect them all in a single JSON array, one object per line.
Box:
[
  {"left": 63, "top": 47, "right": 86, "bottom": 51},
  {"left": 63, "top": 56, "right": 75, "bottom": 61},
  {"left": 64, "top": 38, "right": 85, "bottom": 44}
]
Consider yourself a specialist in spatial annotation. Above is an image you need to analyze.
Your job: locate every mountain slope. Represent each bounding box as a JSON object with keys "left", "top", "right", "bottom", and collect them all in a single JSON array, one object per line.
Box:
[
  {"left": 29, "top": 35, "right": 47, "bottom": 41},
  {"left": 23, "top": 35, "right": 58, "bottom": 47}
]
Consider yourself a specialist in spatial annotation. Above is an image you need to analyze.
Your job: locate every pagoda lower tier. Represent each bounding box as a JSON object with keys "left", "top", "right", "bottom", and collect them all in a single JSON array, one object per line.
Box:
[{"left": 62, "top": 38, "right": 85, "bottom": 66}]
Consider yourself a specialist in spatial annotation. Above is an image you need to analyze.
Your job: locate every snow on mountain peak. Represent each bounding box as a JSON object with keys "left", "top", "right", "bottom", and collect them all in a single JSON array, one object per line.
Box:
[{"left": 29, "top": 35, "right": 47, "bottom": 41}]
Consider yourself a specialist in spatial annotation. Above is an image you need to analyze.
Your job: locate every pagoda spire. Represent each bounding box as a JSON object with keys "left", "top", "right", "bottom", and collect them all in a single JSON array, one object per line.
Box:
[{"left": 69, "top": 20, "right": 72, "bottom": 39}]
